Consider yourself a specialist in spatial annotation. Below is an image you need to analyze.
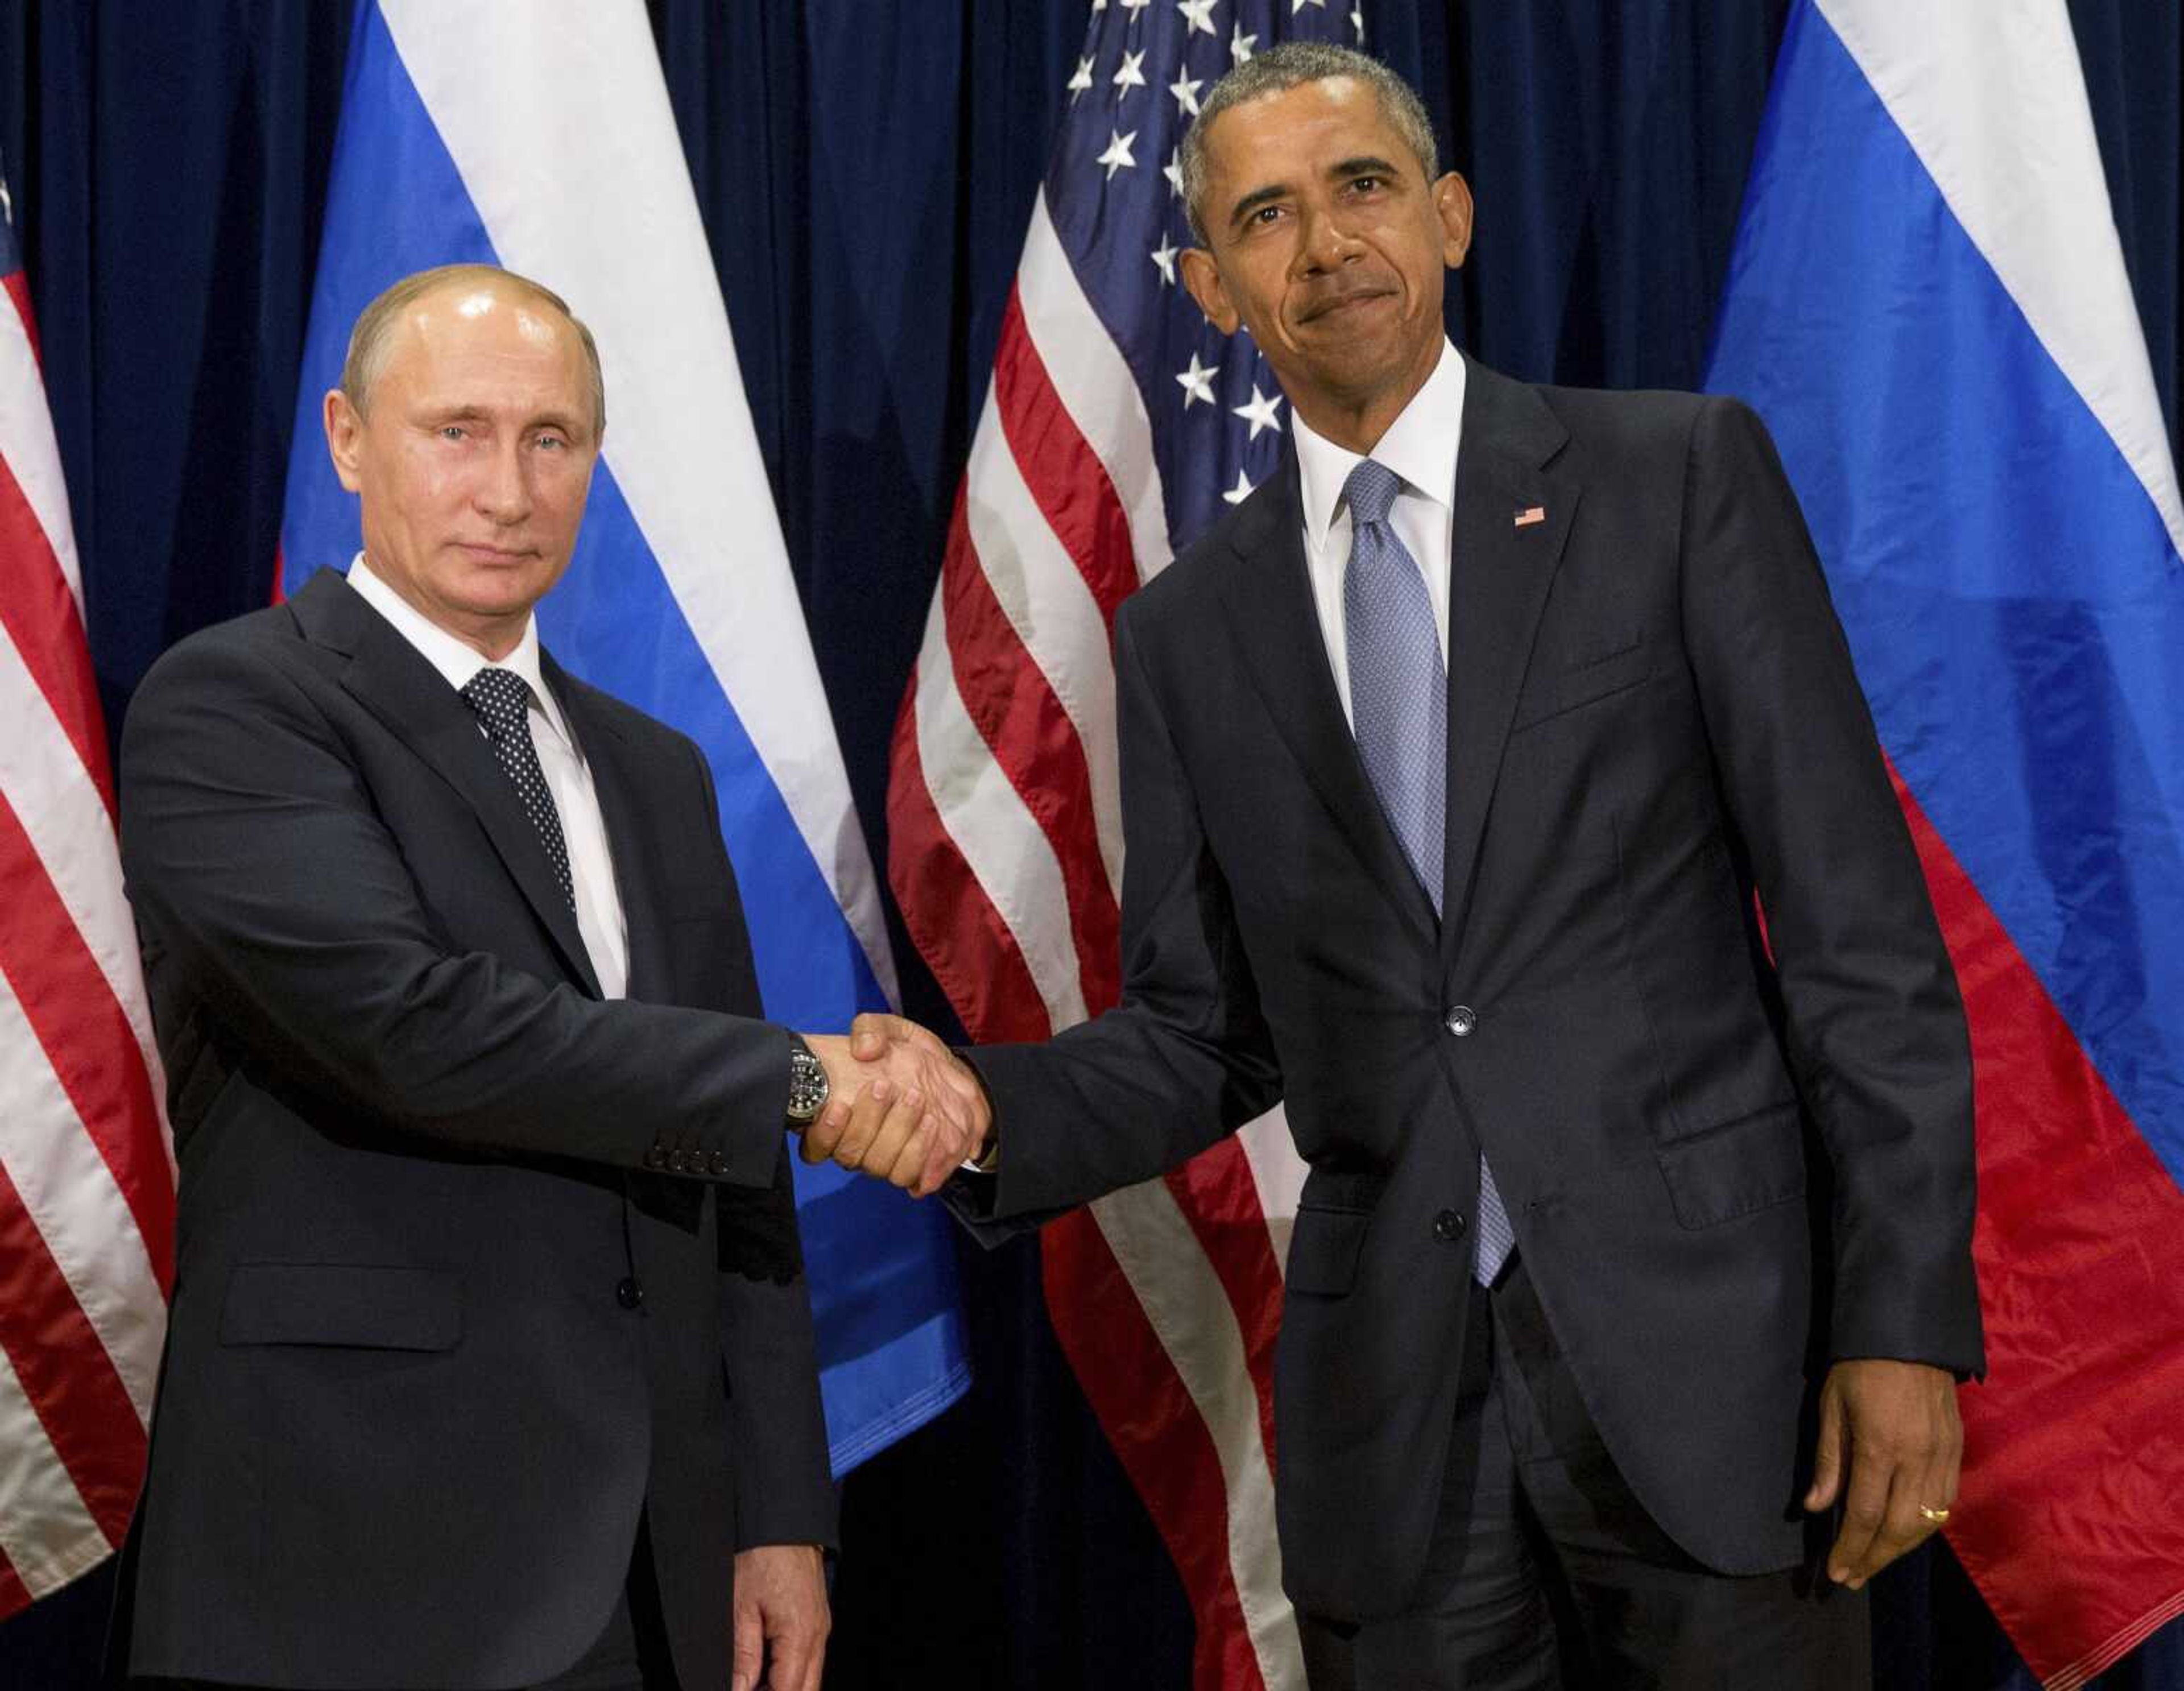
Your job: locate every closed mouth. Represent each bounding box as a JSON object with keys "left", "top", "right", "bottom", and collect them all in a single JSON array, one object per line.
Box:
[{"left": 1298, "top": 288, "right": 1395, "bottom": 324}]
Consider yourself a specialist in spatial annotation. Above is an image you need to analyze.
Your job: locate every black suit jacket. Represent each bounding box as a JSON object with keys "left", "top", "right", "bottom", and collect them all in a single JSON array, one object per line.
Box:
[
  {"left": 115, "top": 569, "right": 834, "bottom": 1689},
  {"left": 961, "top": 359, "right": 1984, "bottom": 1622}
]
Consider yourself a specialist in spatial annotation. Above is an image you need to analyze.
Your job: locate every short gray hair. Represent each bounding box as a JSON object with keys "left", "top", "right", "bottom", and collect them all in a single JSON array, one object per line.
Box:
[
  {"left": 1179, "top": 43, "right": 1441, "bottom": 245},
  {"left": 341, "top": 262, "right": 606, "bottom": 436}
]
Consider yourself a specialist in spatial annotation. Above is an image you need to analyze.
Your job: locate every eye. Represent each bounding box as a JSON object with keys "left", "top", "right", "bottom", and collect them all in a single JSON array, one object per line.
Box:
[
  {"left": 1250, "top": 202, "right": 1285, "bottom": 226},
  {"left": 1346, "top": 175, "right": 1384, "bottom": 195},
  {"left": 533, "top": 432, "right": 566, "bottom": 451},
  {"left": 439, "top": 424, "right": 468, "bottom": 442}
]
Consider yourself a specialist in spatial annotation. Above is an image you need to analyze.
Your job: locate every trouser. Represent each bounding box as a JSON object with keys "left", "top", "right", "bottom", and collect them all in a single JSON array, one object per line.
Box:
[{"left": 1296, "top": 1262, "right": 1869, "bottom": 1690}]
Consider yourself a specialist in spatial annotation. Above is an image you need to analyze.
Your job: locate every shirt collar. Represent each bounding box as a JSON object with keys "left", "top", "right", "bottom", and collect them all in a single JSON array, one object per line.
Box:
[
  {"left": 345, "top": 553, "right": 571, "bottom": 746},
  {"left": 1291, "top": 337, "right": 1467, "bottom": 548}
]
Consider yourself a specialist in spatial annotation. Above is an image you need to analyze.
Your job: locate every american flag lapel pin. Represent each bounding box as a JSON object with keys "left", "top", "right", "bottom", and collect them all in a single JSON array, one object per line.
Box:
[{"left": 1515, "top": 505, "right": 1547, "bottom": 528}]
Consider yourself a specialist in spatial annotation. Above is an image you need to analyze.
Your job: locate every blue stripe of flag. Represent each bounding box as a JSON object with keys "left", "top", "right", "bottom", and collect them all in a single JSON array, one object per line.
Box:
[
  {"left": 1705, "top": 1, "right": 2184, "bottom": 1183},
  {"left": 281, "top": 0, "right": 966, "bottom": 1471}
]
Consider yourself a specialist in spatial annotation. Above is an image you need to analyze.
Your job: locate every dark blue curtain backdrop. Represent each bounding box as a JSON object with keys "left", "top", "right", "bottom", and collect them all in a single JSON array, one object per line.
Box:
[{"left": 2, "top": 3, "right": 2179, "bottom": 1686}]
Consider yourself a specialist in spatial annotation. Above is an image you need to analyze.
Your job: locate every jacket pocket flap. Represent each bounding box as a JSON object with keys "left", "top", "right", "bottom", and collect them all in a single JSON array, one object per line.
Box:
[
  {"left": 220, "top": 1262, "right": 463, "bottom": 1351},
  {"left": 1284, "top": 1207, "right": 1370, "bottom": 1296},
  {"left": 1656, "top": 1106, "right": 1807, "bottom": 1230},
  {"left": 1296, "top": 1167, "right": 1389, "bottom": 1214},
  {"left": 1511, "top": 642, "right": 1652, "bottom": 733}
]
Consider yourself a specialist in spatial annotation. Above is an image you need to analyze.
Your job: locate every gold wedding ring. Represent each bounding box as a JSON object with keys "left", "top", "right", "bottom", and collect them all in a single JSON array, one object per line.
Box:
[{"left": 1918, "top": 1505, "right": 1952, "bottom": 1525}]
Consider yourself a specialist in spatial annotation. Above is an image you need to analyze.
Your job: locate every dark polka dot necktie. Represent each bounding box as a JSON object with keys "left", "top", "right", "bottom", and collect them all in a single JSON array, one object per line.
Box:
[{"left": 460, "top": 667, "right": 576, "bottom": 913}]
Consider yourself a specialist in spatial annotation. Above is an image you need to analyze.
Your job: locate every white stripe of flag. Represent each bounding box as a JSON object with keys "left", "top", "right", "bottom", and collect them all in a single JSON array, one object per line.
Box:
[
  {"left": 1816, "top": 0, "right": 2184, "bottom": 563},
  {"left": 0, "top": 966, "right": 166, "bottom": 1423},
  {"left": 0, "top": 620, "right": 168, "bottom": 1100},
  {"left": 0, "top": 279, "right": 81, "bottom": 609},
  {"left": 379, "top": 0, "right": 896, "bottom": 1002},
  {"left": 0, "top": 200, "right": 172, "bottom": 1615},
  {"left": 892, "top": 43, "right": 1313, "bottom": 1691}
]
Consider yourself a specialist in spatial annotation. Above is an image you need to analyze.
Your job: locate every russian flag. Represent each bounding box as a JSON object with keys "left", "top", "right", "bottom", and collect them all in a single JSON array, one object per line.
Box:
[
  {"left": 278, "top": 1, "right": 969, "bottom": 1474},
  {"left": 1705, "top": 2, "right": 2184, "bottom": 1683}
]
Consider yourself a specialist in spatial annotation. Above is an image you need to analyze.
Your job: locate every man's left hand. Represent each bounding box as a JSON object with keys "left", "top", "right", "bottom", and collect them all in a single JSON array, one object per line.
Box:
[
  {"left": 731, "top": 1543, "right": 828, "bottom": 1691},
  {"left": 1803, "top": 1358, "right": 1962, "bottom": 1589}
]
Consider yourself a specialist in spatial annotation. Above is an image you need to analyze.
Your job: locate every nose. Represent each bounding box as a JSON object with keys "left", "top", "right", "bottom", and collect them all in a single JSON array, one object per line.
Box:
[
  {"left": 1297, "top": 201, "right": 1364, "bottom": 274},
  {"left": 472, "top": 436, "right": 532, "bottom": 524}
]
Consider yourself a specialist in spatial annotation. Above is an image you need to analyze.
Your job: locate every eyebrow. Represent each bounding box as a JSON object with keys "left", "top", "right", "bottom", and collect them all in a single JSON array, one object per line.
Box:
[
  {"left": 1329, "top": 153, "right": 1405, "bottom": 183},
  {"left": 1225, "top": 154, "right": 1411, "bottom": 231}
]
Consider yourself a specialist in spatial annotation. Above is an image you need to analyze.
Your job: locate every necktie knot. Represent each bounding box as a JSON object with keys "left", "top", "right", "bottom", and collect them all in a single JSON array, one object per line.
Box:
[
  {"left": 461, "top": 667, "right": 532, "bottom": 735},
  {"left": 1343, "top": 458, "right": 1403, "bottom": 529}
]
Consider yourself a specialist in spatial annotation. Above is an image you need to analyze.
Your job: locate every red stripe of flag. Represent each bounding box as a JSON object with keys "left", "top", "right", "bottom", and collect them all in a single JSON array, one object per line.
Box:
[
  {"left": 991, "top": 287, "right": 1141, "bottom": 629},
  {"left": 2, "top": 274, "right": 40, "bottom": 367},
  {"left": 885, "top": 685, "right": 1056, "bottom": 1045},
  {"left": 1044, "top": 1206, "right": 1272, "bottom": 1691},
  {"left": 0, "top": 452, "right": 114, "bottom": 817},
  {"left": 1895, "top": 770, "right": 2184, "bottom": 1685},
  {"left": 0, "top": 1553, "right": 33, "bottom": 1620},
  {"left": 0, "top": 1159, "right": 148, "bottom": 1550},
  {"left": 937, "top": 482, "right": 1122, "bottom": 1017},
  {"left": 0, "top": 791, "right": 173, "bottom": 1290},
  {"left": 1164, "top": 1143, "right": 1287, "bottom": 1478}
]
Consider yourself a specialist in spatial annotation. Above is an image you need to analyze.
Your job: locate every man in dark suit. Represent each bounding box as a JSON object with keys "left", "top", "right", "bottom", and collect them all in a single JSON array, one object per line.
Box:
[
  {"left": 832, "top": 45, "right": 1983, "bottom": 1688},
  {"left": 115, "top": 264, "right": 963, "bottom": 1691}
]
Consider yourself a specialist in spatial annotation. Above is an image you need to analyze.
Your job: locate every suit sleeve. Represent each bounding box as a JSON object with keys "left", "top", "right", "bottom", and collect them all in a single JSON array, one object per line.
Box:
[
  {"left": 1678, "top": 396, "right": 1984, "bottom": 1376},
  {"left": 673, "top": 740, "right": 834, "bottom": 1543},
  {"left": 960, "top": 598, "right": 1284, "bottom": 1229},
  {"left": 119, "top": 630, "right": 789, "bottom": 1187},
  {"left": 719, "top": 1144, "right": 838, "bottom": 1550}
]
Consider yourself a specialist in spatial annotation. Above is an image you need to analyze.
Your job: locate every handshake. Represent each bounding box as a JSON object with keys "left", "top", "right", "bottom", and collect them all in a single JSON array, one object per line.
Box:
[{"left": 794, "top": 1015, "right": 994, "bottom": 1198}]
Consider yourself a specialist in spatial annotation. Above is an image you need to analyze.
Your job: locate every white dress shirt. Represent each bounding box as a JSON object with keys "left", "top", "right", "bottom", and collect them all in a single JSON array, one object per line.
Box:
[
  {"left": 1288, "top": 337, "right": 1467, "bottom": 726},
  {"left": 346, "top": 555, "right": 630, "bottom": 999}
]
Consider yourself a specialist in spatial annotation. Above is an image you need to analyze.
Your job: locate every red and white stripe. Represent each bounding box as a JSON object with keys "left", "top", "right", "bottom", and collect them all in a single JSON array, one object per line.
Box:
[
  {"left": 888, "top": 188, "right": 1310, "bottom": 1691},
  {"left": 0, "top": 256, "right": 173, "bottom": 1616}
]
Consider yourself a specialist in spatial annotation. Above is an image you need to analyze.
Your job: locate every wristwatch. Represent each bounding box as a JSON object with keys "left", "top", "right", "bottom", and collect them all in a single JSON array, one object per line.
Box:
[{"left": 784, "top": 1034, "right": 830, "bottom": 1126}]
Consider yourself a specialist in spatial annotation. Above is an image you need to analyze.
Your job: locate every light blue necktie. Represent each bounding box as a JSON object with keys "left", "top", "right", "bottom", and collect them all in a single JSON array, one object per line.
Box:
[{"left": 1342, "top": 458, "right": 1515, "bottom": 1285}]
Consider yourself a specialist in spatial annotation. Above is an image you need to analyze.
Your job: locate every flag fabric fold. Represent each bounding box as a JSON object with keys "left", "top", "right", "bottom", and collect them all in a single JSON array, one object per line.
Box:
[
  {"left": 1705, "top": 3, "right": 2184, "bottom": 1684},
  {"left": 0, "top": 164, "right": 174, "bottom": 1618},
  {"left": 279, "top": 0, "right": 968, "bottom": 1475}
]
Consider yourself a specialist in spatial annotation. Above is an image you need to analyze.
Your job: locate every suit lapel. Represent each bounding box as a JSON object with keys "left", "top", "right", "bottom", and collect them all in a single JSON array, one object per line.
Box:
[
  {"left": 290, "top": 569, "right": 603, "bottom": 998},
  {"left": 546, "top": 653, "right": 673, "bottom": 1004},
  {"left": 1441, "top": 358, "right": 1580, "bottom": 968},
  {"left": 1211, "top": 450, "right": 1438, "bottom": 946}
]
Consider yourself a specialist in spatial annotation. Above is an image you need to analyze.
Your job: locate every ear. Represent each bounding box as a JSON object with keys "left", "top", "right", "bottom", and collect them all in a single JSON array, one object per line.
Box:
[
  {"left": 1180, "top": 247, "right": 1241, "bottom": 335},
  {"left": 324, "top": 388, "right": 366, "bottom": 495},
  {"left": 1433, "top": 171, "right": 1474, "bottom": 270}
]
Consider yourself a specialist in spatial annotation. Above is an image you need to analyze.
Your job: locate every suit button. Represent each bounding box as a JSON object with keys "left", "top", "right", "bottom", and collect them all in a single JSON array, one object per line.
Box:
[
  {"left": 616, "top": 1276, "right": 644, "bottom": 1310},
  {"left": 1443, "top": 1006, "right": 1478, "bottom": 1037},
  {"left": 708, "top": 1150, "right": 730, "bottom": 1176},
  {"left": 1433, "top": 1210, "right": 1467, "bottom": 1243},
  {"left": 643, "top": 1144, "right": 668, "bottom": 1171}
]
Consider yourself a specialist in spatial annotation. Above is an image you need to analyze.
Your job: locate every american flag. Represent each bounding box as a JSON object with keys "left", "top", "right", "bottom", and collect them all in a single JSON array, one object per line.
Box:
[
  {"left": 886, "top": 5, "right": 1360, "bottom": 1688},
  {"left": 0, "top": 162, "right": 173, "bottom": 1615}
]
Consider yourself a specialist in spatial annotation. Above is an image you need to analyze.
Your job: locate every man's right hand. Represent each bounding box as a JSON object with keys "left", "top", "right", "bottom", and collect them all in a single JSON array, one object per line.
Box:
[{"left": 796, "top": 1020, "right": 990, "bottom": 1197}]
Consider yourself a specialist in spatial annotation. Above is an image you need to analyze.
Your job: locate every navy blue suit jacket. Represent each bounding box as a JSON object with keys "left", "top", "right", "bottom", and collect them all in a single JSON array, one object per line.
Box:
[{"left": 958, "top": 360, "right": 1983, "bottom": 1621}]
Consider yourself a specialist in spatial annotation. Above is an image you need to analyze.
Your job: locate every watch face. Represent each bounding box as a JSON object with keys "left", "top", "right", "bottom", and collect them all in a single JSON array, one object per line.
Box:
[{"left": 787, "top": 1047, "right": 829, "bottom": 1122}]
